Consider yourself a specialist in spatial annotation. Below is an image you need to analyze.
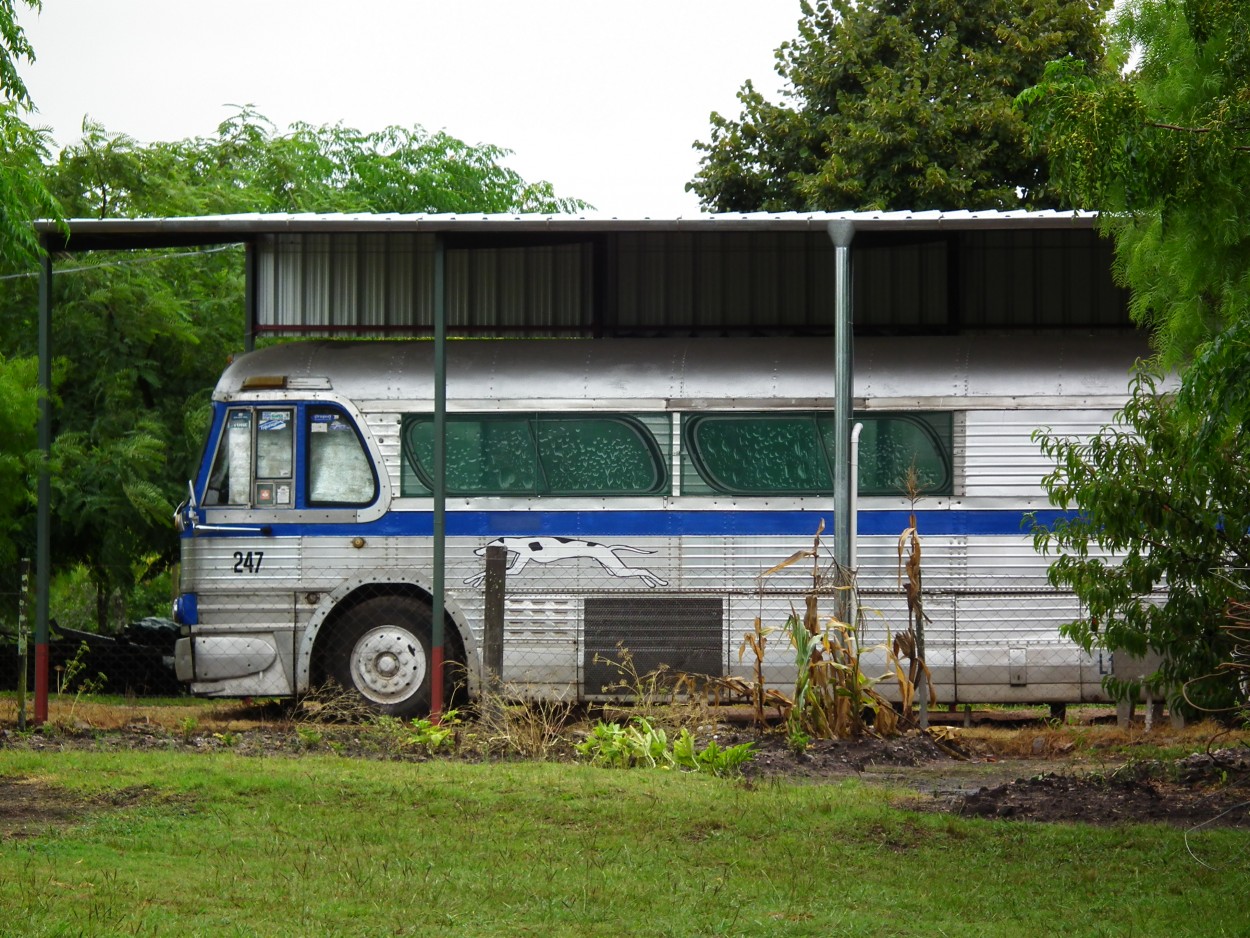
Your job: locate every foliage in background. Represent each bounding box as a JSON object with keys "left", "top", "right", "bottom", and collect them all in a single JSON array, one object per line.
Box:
[
  {"left": 1021, "top": 0, "right": 1250, "bottom": 714},
  {"left": 0, "top": 102, "right": 60, "bottom": 267},
  {"left": 0, "top": 0, "right": 61, "bottom": 269},
  {"left": 1033, "top": 343, "right": 1250, "bottom": 716},
  {"left": 1017, "top": 0, "right": 1250, "bottom": 365},
  {"left": 0, "top": 244, "right": 242, "bottom": 629},
  {"left": 48, "top": 108, "right": 589, "bottom": 219},
  {"left": 0, "top": 352, "right": 37, "bottom": 567},
  {"left": 0, "top": 0, "right": 39, "bottom": 109},
  {"left": 688, "top": 0, "right": 1110, "bottom": 212},
  {"left": 0, "top": 108, "right": 586, "bottom": 628}
]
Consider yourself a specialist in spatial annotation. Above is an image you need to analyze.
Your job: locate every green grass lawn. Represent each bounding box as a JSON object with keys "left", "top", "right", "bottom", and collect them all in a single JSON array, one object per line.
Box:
[{"left": 1, "top": 750, "right": 1247, "bottom": 937}]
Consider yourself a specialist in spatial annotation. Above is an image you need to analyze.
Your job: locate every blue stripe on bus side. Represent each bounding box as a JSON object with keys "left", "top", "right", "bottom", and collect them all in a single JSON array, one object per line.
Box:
[{"left": 187, "top": 509, "right": 1066, "bottom": 539}]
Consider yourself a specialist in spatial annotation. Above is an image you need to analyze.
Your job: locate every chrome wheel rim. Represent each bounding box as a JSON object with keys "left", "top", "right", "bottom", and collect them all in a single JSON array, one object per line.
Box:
[{"left": 348, "top": 626, "right": 427, "bottom": 705}]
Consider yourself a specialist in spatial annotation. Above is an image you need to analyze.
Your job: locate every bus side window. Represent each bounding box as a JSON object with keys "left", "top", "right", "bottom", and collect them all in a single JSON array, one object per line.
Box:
[
  {"left": 535, "top": 416, "right": 666, "bottom": 494},
  {"left": 685, "top": 412, "right": 953, "bottom": 496},
  {"left": 685, "top": 414, "right": 830, "bottom": 494},
  {"left": 823, "top": 414, "right": 952, "bottom": 496},
  {"left": 401, "top": 414, "right": 664, "bottom": 496},
  {"left": 307, "top": 409, "right": 377, "bottom": 505},
  {"left": 403, "top": 416, "right": 537, "bottom": 495},
  {"left": 205, "top": 409, "right": 253, "bottom": 506}
]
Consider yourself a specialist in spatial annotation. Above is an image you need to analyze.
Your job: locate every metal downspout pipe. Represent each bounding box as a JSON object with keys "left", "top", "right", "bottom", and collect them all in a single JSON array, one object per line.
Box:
[
  {"left": 826, "top": 221, "right": 855, "bottom": 618},
  {"left": 850, "top": 422, "right": 863, "bottom": 570}
]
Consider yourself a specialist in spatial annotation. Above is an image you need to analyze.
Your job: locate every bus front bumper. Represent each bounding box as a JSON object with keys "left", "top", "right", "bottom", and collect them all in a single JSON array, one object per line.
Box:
[{"left": 174, "top": 635, "right": 278, "bottom": 683}]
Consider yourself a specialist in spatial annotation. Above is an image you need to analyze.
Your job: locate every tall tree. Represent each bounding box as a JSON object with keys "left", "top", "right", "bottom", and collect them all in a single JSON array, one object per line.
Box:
[
  {"left": 688, "top": 0, "right": 1110, "bottom": 212},
  {"left": 4, "top": 111, "right": 587, "bottom": 629},
  {"left": 0, "top": 0, "right": 59, "bottom": 267},
  {"left": 49, "top": 109, "right": 589, "bottom": 219},
  {"left": 1018, "top": 0, "right": 1250, "bottom": 365},
  {"left": 0, "top": 0, "right": 37, "bottom": 108},
  {"left": 0, "top": 0, "right": 52, "bottom": 586},
  {"left": 1023, "top": 0, "right": 1250, "bottom": 715}
]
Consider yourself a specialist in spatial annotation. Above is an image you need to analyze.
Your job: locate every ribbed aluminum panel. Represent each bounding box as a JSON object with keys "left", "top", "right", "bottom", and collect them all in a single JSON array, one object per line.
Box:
[
  {"left": 194, "top": 590, "right": 296, "bottom": 633},
  {"left": 960, "top": 538, "right": 1056, "bottom": 589},
  {"left": 964, "top": 408, "right": 1120, "bottom": 497},
  {"left": 362, "top": 411, "right": 403, "bottom": 494},
  {"left": 500, "top": 597, "right": 579, "bottom": 688},
  {"left": 187, "top": 537, "right": 303, "bottom": 589},
  {"left": 954, "top": 593, "right": 1083, "bottom": 645},
  {"left": 854, "top": 537, "right": 968, "bottom": 592},
  {"left": 255, "top": 233, "right": 590, "bottom": 336}
]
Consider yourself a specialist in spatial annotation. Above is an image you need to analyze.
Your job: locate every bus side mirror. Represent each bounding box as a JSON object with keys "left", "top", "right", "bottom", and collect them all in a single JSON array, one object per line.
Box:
[{"left": 175, "top": 480, "right": 198, "bottom": 533}]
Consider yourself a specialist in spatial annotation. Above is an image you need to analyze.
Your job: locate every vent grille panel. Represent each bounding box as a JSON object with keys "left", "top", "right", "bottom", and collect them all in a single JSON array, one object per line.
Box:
[{"left": 584, "top": 597, "right": 723, "bottom": 694}]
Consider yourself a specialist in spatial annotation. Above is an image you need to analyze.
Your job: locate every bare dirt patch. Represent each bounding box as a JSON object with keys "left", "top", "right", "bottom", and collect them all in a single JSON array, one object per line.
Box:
[
  {"left": 0, "top": 776, "right": 163, "bottom": 841},
  {"left": 0, "top": 777, "right": 87, "bottom": 841},
  {"left": 945, "top": 749, "right": 1250, "bottom": 828}
]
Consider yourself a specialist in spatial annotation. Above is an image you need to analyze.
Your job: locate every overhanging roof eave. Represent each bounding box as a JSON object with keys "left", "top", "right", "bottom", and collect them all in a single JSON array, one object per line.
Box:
[{"left": 32, "top": 209, "right": 1101, "bottom": 252}]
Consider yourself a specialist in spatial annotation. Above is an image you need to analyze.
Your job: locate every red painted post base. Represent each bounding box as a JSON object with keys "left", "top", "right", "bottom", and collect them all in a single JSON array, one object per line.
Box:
[
  {"left": 430, "top": 645, "right": 444, "bottom": 722},
  {"left": 33, "top": 642, "right": 48, "bottom": 724}
]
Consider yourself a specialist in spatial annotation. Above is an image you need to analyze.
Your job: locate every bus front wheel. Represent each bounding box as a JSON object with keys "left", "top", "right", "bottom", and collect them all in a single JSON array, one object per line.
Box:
[{"left": 328, "top": 597, "right": 433, "bottom": 717}]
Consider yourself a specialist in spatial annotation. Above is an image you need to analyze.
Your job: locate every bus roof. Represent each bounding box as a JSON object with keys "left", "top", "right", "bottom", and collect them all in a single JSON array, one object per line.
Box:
[{"left": 216, "top": 334, "right": 1160, "bottom": 409}]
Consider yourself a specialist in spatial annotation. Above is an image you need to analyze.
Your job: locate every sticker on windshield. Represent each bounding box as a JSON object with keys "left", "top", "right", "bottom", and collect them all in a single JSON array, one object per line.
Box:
[{"left": 259, "top": 412, "right": 289, "bottom": 431}]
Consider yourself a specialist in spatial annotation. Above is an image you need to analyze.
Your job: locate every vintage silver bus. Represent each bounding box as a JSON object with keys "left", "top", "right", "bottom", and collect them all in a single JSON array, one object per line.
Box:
[{"left": 172, "top": 334, "right": 1146, "bottom": 715}]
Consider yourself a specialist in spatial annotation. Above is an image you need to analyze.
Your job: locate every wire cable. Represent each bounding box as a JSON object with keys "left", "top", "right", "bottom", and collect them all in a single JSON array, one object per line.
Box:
[{"left": 0, "top": 244, "right": 238, "bottom": 281}]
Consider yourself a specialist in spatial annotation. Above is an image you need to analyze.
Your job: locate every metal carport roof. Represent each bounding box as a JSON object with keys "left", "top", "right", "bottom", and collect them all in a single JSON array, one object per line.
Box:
[{"left": 27, "top": 209, "right": 1122, "bottom": 721}]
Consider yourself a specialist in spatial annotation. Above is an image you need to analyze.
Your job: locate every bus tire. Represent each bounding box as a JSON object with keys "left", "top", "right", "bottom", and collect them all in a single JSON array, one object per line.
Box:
[{"left": 327, "top": 596, "right": 433, "bottom": 717}]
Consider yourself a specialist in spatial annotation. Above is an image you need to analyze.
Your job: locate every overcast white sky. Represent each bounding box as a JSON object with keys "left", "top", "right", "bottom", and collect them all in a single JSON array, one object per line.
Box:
[{"left": 18, "top": 1, "right": 800, "bottom": 217}]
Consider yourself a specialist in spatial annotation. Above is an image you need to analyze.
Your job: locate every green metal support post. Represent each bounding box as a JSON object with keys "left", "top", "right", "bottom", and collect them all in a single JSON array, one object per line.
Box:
[
  {"left": 35, "top": 244, "right": 52, "bottom": 724},
  {"left": 431, "top": 236, "right": 447, "bottom": 718}
]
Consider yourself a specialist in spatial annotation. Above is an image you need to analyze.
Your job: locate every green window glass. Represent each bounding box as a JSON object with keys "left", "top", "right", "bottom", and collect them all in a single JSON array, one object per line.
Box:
[
  {"left": 405, "top": 416, "right": 536, "bottom": 495},
  {"left": 686, "top": 412, "right": 952, "bottom": 496},
  {"left": 402, "top": 414, "right": 665, "bottom": 496},
  {"left": 686, "top": 415, "right": 830, "bottom": 494},
  {"left": 536, "top": 417, "right": 664, "bottom": 494},
  {"left": 835, "top": 414, "right": 951, "bottom": 496}
]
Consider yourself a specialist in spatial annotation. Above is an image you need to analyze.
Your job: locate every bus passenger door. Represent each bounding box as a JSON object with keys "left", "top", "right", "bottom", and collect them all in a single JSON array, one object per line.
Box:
[{"left": 200, "top": 407, "right": 296, "bottom": 518}]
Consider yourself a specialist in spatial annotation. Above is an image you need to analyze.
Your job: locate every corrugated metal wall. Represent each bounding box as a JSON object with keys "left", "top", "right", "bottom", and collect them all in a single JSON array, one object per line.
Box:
[
  {"left": 254, "top": 233, "right": 593, "bottom": 335},
  {"left": 254, "top": 228, "right": 1128, "bottom": 337}
]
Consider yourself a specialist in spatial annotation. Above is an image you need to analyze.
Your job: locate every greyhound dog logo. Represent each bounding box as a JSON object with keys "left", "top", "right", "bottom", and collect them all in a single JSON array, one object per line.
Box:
[{"left": 465, "top": 536, "right": 668, "bottom": 589}]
